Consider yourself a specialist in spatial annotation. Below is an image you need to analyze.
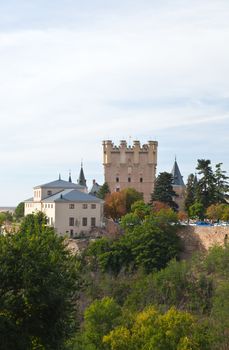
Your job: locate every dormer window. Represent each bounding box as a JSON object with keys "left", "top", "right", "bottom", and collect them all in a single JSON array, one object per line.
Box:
[{"left": 47, "top": 190, "right": 52, "bottom": 196}]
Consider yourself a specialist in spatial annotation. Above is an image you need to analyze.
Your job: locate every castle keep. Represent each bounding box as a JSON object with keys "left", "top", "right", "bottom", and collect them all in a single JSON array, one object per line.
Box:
[{"left": 103, "top": 140, "right": 158, "bottom": 202}]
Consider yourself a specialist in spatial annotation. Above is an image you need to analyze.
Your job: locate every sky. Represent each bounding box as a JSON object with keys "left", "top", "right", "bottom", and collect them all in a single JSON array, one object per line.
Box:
[{"left": 0, "top": 0, "right": 229, "bottom": 206}]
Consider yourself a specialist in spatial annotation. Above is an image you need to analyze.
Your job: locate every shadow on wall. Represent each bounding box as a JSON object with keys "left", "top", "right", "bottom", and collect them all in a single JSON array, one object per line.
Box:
[{"left": 178, "top": 226, "right": 229, "bottom": 259}]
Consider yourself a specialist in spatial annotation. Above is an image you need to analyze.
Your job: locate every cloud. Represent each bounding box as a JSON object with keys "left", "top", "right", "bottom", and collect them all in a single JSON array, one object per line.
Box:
[{"left": 0, "top": 0, "right": 229, "bottom": 204}]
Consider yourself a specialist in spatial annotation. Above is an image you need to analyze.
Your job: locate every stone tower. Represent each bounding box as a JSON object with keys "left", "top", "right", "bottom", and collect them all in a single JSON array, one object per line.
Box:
[
  {"left": 171, "top": 159, "right": 186, "bottom": 210},
  {"left": 102, "top": 140, "right": 158, "bottom": 203}
]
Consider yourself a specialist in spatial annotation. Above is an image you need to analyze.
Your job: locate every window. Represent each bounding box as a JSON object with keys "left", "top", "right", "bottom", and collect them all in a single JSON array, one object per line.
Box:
[
  {"left": 47, "top": 190, "right": 52, "bottom": 196},
  {"left": 82, "top": 204, "right": 88, "bottom": 209},
  {"left": 116, "top": 188, "right": 120, "bottom": 192},
  {"left": 91, "top": 204, "right": 96, "bottom": 209},
  {"left": 70, "top": 229, "right": 74, "bottom": 237},
  {"left": 51, "top": 204, "right": 53, "bottom": 208},
  {"left": 82, "top": 217, "right": 87, "bottom": 226},
  {"left": 69, "top": 204, "right": 75, "bottom": 209},
  {"left": 48, "top": 204, "right": 50, "bottom": 208},
  {"left": 140, "top": 177, "right": 143, "bottom": 183},
  {"left": 91, "top": 217, "right": 96, "bottom": 227},
  {"left": 69, "top": 217, "right": 74, "bottom": 226},
  {"left": 116, "top": 177, "right": 119, "bottom": 183},
  {"left": 128, "top": 177, "right": 131, "bottom": 183}
]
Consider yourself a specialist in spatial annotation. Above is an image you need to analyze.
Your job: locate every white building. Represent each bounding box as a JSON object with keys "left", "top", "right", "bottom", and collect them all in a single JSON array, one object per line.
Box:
[{"left": 24, "top": 176, "right": 104, "bottom": 237}]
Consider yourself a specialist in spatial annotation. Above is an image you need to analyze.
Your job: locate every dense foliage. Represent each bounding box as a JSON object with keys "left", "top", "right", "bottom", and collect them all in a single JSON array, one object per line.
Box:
[
  {"left": 0, "top": 213, "right": 81, "bottom": 350},
  {"left": 151, "top": 172, "right": 178, "bottom": 210},
  {"left": 185, "top": 160, "right": 229, "bottom": 218}
]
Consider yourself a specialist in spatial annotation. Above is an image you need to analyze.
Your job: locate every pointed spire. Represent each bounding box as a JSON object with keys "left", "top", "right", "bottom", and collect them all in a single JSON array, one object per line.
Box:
[
  {"left": 171, "top": 159, "right": 185, "bottom": 186},
  {"left": 68, "top": 170, "right": 72, "bottom": 183},
  {"left": 58, "top": 173, "right": 61, "bottom": 180},
  {"left": 78, "top": 162, "right": 87, "bottom": 187}
]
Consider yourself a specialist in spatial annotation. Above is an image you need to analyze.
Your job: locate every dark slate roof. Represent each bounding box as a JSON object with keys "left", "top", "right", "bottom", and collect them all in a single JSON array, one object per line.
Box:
[
  {"left": 171, "top": 160, "right": 185, "bottom": 186},
  {"left": 89, "top": 182, "right": 101, "bottom": 195},
  {"left": 78, "top": 166, "right": 87, "bottom": 187},
  {"left": 24, "top": 197, "right": 34, "bottom": 202},
  {"left": 34, "top": 179, "right": 85, "bottom": 190},
  {"left": 42, "top": 189, "right": 103, "bottom": 203}
]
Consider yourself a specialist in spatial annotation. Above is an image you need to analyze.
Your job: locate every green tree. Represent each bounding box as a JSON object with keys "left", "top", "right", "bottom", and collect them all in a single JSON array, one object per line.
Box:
[
  {"left": 188, "top": 201, "right": 205, "bottom": 220},
  {"left": 214, "top": 162, "right": 229, "bottom": 203},
  {"left": 0, "top": 215, "right": 80, "bottom": 350},
  {"left": 122, "top": 188, "right": 143, "bottom": 213},
  {"left": 184, "top": 174, "right": 197, "bottom": 212},
  {"left": 151, "top": 172, "right": 178, "bottom": 211},
  {"left": 195, "top": 159, "right": 216, "bottom": 209},
  {"left": 14, "top": 202, "right": 25, "bottom": 221},
  {"left": 83, "top": 297, "right": 121, "bottom": 350},
  {"left": 97, "top": 182, "right": 110, "bottom": 199},
  {"left": 103, "top": 306, "right": 210, "bottom": 350}
]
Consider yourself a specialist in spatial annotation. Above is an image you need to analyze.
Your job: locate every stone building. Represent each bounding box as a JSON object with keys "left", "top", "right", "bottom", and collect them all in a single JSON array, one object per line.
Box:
[
  {"left": 24, "top": 174, "right": 104, "bottom": 237},
  {"left": 171, "top": 159, "right": 186, "bottom": 210},
  {"left": 103, "top": 140, "right": 158, "bottom": 203}
]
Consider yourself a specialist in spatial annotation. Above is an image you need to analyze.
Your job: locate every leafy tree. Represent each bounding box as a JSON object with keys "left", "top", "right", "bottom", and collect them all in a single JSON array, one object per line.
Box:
[
  {"left": 151, "top": 172, "right": 178, "bottom": 211},
  {"left": 20, "top": 211, "right": 47, "bottom": 235},
  {"left": 184, "top": 174, "right": 197, "bottom": 212},
  {"left": 188, "top": 201, "right": 205, "bottom": 220},
  {"left": 0, "top": 212, "right": 7, "bottom": 226},
  {"left": 82, "top": 297, "right": 121, "bottom": 350},
  {"left": 14, "top": 202, "right": 25, "bottom": 220},
  {"left": 97, "top": 182, "right": 111, "bottom": 199},
  {"left": 104, "top": 192, "right": 126, "bottom": 220},
  {"left": 206, "top": 204, "right": 225, "bottom": 222},
  {"left": 214, "top": 162, "right": 229, "bottom": 203},
  {"left": 0, "top": 215, "right": 80, "bottom": 350},
  {"left": 122, "top": 188, "right": 143, "bottom": 213},
  {"left": 130, "top": 200, "right": 151, "bottom": 219},
  {"left": 103, "top": 306, "right": 210, "bottom": 350},
  {"left": 195, "top": 159, "right": 216, "bottom": 209},
  {"left": 222, "top": 205, "right": 229, "bottom": 221}
]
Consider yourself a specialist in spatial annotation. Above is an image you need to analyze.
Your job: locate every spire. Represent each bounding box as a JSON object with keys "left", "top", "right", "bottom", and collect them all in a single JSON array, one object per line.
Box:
[
  {"left": 68, "top": 170, "right": 72, "bottom": 183},
  {"left": 78, "top": 162, "right": 87, "bottom": 187},
  {"left": 171, "top": 159, "right": 185, "bottom": 186},
  {"left": 58, "top": 173, "right": 61, "bottom": 180}
]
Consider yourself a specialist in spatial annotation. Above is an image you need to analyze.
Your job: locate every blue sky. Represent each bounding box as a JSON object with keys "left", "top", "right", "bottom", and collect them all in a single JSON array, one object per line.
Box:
[{"left": 0, "top": 0, "right": 229, "bottom": 205}]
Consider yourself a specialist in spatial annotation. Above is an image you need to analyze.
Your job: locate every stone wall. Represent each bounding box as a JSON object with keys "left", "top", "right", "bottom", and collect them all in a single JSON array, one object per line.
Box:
[{"left": 178, "top": 226, "right": 229, "bottom": 259}]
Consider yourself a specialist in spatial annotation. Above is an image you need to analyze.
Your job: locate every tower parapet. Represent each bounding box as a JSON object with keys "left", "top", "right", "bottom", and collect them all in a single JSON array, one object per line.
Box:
[{"left": 102, "top": 139, "right": 158, "bottom": 202}]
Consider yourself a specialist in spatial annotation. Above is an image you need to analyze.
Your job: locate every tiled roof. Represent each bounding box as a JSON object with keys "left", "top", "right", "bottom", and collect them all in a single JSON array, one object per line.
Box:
[
  {"left": 34, "top": 179, "right": 85, "bottom": 190},
  {"left": 42, "top": 189, "right": 103, "bottom": 203}
]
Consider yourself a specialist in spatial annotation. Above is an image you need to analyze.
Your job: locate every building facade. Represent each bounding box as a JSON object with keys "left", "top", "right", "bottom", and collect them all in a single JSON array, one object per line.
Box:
[
  {"left": 103, "top": 140, "right": 158, "bottom": 202},
  {"left": 24, "top": 177, "right": 104, "bottom": 237}
]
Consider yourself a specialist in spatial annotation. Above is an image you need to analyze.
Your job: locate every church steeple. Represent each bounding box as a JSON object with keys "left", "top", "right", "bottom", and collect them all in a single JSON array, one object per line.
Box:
[
  {"left": 171, "top": 159, "right": 185, "bottom": 186},
  {"left": 78, "top": 162, "right": 87, "bottom": 187},
  {"left": 68, "top": 170, "right": 72, "bottom": 183}
]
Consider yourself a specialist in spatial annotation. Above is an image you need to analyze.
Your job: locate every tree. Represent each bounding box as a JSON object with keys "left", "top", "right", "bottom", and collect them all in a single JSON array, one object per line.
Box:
[
  {"left": 206, "top": 204, "right": 225, "bottom": 222},
  {"left": 122, "top": 188, "right": 143, "bottom": 213},
  {"left": 104, "top": 192, "right": 126, "bottom": 220},
  {"left": 185, "top": 174, "right": 197, "bottom": 212},
  {"left": 0, "top": 213, "right": 80, "bottom": 350},
  {"left": 195, "top": 159, "right": 216, "bottom": 209},
  {"left": 14, "top": 202, "right": 25, "bottom": 221},
  {"left": 83, "top": 297, "right": 121, "bottom": 350},
  {"left": 97, "top": 182, "right": 110, "bottom": 199},
  {"left": 151, "top": 172, "right": 178, "bottom": 211},
  {"left": 214, "top": 162, "right": 229, "bottom": 203},
  {"left": 188, "top": 201, "right": 205, "bottom": 220},
  {"left": 103, "top": 306, "right": 210, "bottom": 350}
]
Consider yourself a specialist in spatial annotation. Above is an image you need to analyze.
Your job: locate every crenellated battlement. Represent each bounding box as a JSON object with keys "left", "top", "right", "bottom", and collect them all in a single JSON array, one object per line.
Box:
[
  {"left": 103, "top": 140, "right": 158, "bottom": 153},
  {"left": 102, "top": 139, "right": 158, "bottom": 202}
]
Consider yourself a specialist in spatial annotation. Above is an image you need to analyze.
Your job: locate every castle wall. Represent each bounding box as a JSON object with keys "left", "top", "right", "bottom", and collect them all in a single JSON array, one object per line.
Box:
[
  {"left": 103, "top": 140, "right": 158, "bottom": 203},
  {"left": 178, "top": 226, "right": 229, "bottom": 259}
]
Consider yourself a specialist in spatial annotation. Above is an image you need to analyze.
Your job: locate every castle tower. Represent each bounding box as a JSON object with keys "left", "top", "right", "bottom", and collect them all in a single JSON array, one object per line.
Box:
[
  {"left": 102, "top": 140, "right": 158, "bottom": 203},
  {"left": 171, "top": 159, "right": 186, "bottom": 210}
]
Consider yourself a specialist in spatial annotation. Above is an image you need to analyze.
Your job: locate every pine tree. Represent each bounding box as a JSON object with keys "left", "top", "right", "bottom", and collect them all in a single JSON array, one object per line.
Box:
[
  {"left": 214, "top": 163, "right": 229, "bottom": 203},
  {"left": 184, "top": 174, "right": 197, "bottom": 212},
  {"left": 195, "top": 159, "right": 216, "bottom": 209},
  {"left": 97, "top": 182, "right": 110, "bottom": 199},
  {"left": 151, "top": 172, "right": 178, "bottom": 211}
]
